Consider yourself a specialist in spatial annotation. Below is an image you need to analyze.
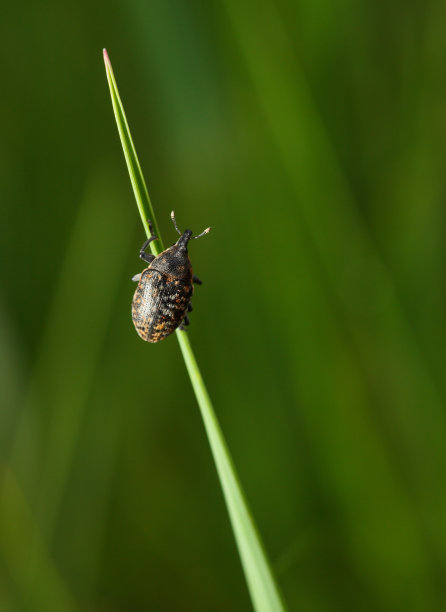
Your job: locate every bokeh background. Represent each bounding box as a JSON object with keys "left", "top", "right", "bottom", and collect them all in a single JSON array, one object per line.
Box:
[{"left": 1, "top": 1, "right": 446, "bottom": 610}]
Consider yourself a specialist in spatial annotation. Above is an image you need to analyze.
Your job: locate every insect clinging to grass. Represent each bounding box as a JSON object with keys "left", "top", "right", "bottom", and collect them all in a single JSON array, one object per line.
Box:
[{"left": 131, "top": 211, "right": 211, "bottom": 343}]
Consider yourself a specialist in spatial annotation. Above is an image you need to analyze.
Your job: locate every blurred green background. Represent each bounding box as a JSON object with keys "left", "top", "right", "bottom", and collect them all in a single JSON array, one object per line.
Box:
[{"left": 1, "top": 0, "right": 446, "bottom": 610}]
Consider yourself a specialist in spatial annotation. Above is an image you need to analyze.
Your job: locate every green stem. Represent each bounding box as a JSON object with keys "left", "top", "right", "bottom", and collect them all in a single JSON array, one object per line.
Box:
[
  {"left": 103, "top": 49, "right": 286, "bottom": 612},
  {"left": 103, "top": 50, "right": 162, "bottom": 253}
]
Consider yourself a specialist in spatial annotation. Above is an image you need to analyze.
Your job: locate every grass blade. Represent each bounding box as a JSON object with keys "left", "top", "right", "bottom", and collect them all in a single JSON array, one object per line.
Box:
[
  {"left": 103, "top": 49, "right": 286, "bottom": 612},
  {"left": 103, "top": 50, "right": 162, "bottom": 252}
]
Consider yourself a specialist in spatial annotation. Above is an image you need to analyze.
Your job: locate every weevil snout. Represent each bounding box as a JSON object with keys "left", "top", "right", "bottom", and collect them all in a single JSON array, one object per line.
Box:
[{"left": 176, "top": 229, "right": 193, "bottom": 251}]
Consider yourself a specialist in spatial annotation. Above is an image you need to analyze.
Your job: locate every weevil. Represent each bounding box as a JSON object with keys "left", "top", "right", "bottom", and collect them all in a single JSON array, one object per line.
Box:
[{"left": 131, "top": 211, "right": 211, "bottom": 343}]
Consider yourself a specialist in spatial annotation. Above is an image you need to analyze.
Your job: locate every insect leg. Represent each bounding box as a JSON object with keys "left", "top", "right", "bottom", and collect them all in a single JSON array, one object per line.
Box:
[
  {"left": 140, "top": 239, "right": 157, "bottom": 265},
  {"left": 147, "top": 219, "right": 156, "bottom": 236},
  {"left": 179, "top": 314, "right": 190, "bottom": 331},
  {"left": 192, "top": 275, "right": 202, "bottom": 285},
  {"left": 139, "top": 220, "right": 158, "bottom": 263},
  {"left": 132, "top": 273, "right": 142, "bottom": 282},
  {"left": 140, "top": 250, "right": 155, "bottom": 264}
]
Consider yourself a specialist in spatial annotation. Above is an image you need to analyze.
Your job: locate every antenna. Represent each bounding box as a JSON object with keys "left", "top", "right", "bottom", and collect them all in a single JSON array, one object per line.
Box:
[
  {"left": 191, "top": 226, "right": 212, "bottom": 239},
  {"left": 171, "top": 210, "right": 212, "bottom": 239},
  {"left": 170, "top": 210, "right": 182, "bottom": 235}
]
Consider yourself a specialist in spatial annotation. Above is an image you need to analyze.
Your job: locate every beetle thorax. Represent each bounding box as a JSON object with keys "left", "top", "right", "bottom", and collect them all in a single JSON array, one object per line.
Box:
[{"left": 151, "top": 244, "right": 193, "bottom": 281}]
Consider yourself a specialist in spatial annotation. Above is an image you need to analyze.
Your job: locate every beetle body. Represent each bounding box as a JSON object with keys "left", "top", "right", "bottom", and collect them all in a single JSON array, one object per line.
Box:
[{"left": 132, "top": 213, "right": 210, "bottom": 343}]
